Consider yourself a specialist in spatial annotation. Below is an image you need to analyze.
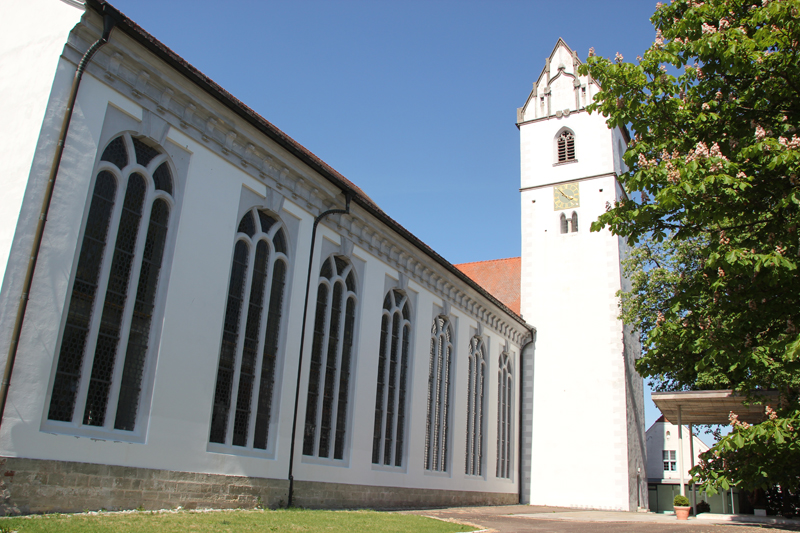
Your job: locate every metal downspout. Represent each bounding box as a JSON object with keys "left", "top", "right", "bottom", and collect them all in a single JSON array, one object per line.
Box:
[
  {"left": 0, "top": 13, "right": 117, "bottom": 430},
  {"left": 518, "top": 326, "right": 536, "bottom": 504},
  {"left": 286, "top": 192, "right": 353, "bottom": 507}
]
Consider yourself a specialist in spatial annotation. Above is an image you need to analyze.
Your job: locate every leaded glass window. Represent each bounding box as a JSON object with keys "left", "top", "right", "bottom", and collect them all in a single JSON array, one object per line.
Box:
[
  {"left": 372, "top": 289, "right": 412, "bottom": 467},
  {"left": 465, "top": 336, "right": 486, "bottom": 476},
  {"left": 557, "top": 130, "right": 576, "bottom": 162},
  {"left": 303, "top": 255, "right": 358, "bottom": 460},
  {"left": 496, "top": 351, "right": 514, "bottom": 479},
  {"left": 209, "top": 209, "right": 289, "bottom": 452},
  {"left": 48, "top": 133, "right": 174, "bottom": 436},
  {"left": 424, "top": 315, "right": 452, "bottom": 472}
]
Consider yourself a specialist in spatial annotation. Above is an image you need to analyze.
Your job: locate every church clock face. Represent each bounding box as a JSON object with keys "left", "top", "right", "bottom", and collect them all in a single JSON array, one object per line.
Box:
[{"left": 553, "top": 182, "right": 580, "bottom": 210}]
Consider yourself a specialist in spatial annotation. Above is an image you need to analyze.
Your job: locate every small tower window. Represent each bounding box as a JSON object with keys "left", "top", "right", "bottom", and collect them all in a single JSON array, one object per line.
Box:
[
  {"left": 560, "top": 212, "right": 579, "bottom": 234},
  {"left": 557, "top": 130, "right": 576, "bottom": 163}
]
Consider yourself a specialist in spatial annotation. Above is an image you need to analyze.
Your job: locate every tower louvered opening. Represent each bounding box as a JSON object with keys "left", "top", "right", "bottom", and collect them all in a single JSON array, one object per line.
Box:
[{"left": 557, "top": 131, "right": 575, "bottom": 162}]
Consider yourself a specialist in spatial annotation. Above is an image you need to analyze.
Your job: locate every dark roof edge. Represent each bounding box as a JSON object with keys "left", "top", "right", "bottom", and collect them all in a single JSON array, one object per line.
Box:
[{"left": 84, "top": 0, "right": 532, "bottom": 332}]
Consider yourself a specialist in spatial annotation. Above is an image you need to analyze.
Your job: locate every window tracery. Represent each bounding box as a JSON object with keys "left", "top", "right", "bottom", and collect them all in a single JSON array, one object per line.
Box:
[
  {"left": 425, "top": 315, "right": 452, "bottom": 472},
  {"left": 557, "top": 130, "right": 576, "bottom": 163},
  {"left": 48, "top": 133, "right": 174, "bottom": 436},
  {"left": 303, "top": 255, "right": 358, "bottom": 460},
  {"left": 465, "top": 336, "right": 486, "bottom": 476},
  {"left": 209, "top": 209, "right": 289, "bottom": 452},
  {"left": 496, "top": 351, "right": 514, "bottom": 479},
  {"left": 372, "top": 289, "right": 411, "bottom": 467}
]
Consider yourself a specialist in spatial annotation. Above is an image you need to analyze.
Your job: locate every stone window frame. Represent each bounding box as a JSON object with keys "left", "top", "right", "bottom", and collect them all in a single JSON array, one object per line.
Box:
[
  {"left": 496, "top": 350, "right": 514, "bottom": 479},
  {"left": 465, "top": 335, "right": 487, "bottom": 477},
  {"left": 207, "top": 208, "right": 290, "bottom": 457},
  {"left": 371, "top": 289, "right": 413, "bottom": 469},
  {"left": 302, "top": 254, "right": 359, "bottom": 463},
  {"left": 424, "top": 315, "right": 453, "bottom": 473},
  {"left": 42, "top": 132, "right": 178, "bottom": 442}
]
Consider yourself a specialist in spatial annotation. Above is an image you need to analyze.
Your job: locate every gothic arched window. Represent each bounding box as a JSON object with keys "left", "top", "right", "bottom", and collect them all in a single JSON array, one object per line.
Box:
[
  {"left": 209, "top": 209, "right": 289, "bottom": 451},
  {"left": 48, "top": 134, "right": 175, "bottom": 435},
  {"left": 425, "top": 315, "right": 453, "bottom": 472},
  {"left": 557, "top": 130, "right": 576, "bottom": 163},
  {"left": 303, "top": 255, "right": 358, "bottom": 460},
  {"left": 465, "top": 336, "right": 486, "bottom": 476},
  {"left": 571, "top": 211, "right": 579, "bottom": 233},
  {"left": 560, "top": 213, "right": 569, "bottom": 234},
  {"left": 372, "top": 289, "right": 412, "bottom": 467},
  {"left": 497, "top": 351, "right": 514, "bottom": 479}
]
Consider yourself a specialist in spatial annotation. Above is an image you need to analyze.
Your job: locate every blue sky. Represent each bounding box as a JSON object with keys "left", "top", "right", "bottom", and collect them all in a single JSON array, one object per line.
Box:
[{"left": 107, "top": 0, "right": 717, "bottom": 444}]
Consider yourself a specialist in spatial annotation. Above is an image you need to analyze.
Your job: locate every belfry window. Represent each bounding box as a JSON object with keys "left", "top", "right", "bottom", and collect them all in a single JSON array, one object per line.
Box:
[
  {"left": 560, "top": 212, "right": 579, "bottom": 234},
  {"left": 209, "top": 209, "right": 289, "bottom": 452},
  {"left": 47, "top": 134, "right": 175, "bottom": 435},
  {"left": 425, "top": 315, "right": 453, "bottom": 472},
  {"left": 496, "top": 351, "right": 514, "bottom": 479},
  {"left": 372, "top": 289, "right": 412, "bottom": 467},
  {"left": 303, "top": 255, "right": 358, "bottom": 460},
  {"left": 465, "top": 336, "right": 486, "bottom": 476},
  {"left": 557, "top": 130, "right": 576, "bottom": 163}
]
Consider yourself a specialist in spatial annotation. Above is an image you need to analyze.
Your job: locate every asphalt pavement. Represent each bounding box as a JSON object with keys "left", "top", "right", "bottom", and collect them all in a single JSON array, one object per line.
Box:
[{"left": 400, "top": 505, "right": 800, "bottom": 533}]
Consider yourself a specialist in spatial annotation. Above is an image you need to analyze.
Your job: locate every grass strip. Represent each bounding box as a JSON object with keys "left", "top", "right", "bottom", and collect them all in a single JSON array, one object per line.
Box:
[{"left": 0, "top": 508, "right": 476, "bottom": 533}]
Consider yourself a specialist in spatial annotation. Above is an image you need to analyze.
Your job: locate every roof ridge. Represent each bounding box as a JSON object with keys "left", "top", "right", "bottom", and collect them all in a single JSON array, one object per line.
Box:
[{"left": 456, "top": 256, "right": 521, "bottom": 267}]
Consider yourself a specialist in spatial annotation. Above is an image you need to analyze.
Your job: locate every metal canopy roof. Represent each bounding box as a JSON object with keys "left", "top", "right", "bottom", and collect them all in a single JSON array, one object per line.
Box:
[{"left": 651, "top": 390, "right": 780, "bottom": 425}]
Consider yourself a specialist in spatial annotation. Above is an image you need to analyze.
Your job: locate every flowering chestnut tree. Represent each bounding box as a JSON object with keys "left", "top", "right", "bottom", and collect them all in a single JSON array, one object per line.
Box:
[{"left": 580, "top": 0, "right": 800, "bottom": 496}]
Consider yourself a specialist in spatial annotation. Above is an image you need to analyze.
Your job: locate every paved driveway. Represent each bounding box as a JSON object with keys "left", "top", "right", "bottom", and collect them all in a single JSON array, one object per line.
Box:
[{"left": 401, "top": 505, "right": 800, "bottom": 533}]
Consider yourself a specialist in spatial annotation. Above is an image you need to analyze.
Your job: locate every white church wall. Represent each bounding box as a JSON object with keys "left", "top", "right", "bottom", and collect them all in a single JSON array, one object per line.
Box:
[
  {"left": 0, "top": 8, "right": 529, "bottom": 511},
  {"left": 0, "top": 0, "right": 84, "bottom": 292}
]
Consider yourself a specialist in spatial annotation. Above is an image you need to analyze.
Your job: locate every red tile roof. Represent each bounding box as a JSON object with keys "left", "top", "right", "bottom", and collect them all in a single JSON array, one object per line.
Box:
[{"left": 455, "top": 257, "right": 521, "bottom": 315}]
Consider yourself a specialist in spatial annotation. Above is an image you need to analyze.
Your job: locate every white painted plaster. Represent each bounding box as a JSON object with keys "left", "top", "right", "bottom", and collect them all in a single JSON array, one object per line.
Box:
[
  {"left": 0, "top": 0, "right": 84, "bottom": 287},
  {"left": 520, "top": 40, "right": 644, "bottom": 511}
]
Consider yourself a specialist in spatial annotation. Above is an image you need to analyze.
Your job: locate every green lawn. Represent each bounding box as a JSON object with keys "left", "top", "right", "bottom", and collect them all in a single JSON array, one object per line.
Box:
[{"left": 0, "top": 508, "right": 476, "bottom": 533}]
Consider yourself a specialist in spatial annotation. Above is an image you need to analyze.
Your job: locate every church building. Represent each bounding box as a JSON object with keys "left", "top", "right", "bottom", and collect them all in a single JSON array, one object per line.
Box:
[{"left": 0, "top": 0, "right": 645, "bottom": 514}]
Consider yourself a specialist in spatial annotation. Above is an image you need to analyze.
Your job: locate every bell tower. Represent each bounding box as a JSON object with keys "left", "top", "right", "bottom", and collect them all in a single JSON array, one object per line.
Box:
[{"left": 518, "top": 39, "right": 646, "bottom": 511}]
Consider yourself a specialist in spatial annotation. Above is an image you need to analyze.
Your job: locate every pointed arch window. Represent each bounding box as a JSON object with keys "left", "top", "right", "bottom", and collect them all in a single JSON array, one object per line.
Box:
[
  {"left": 372, "top": 289, "right": 412, "bottom": 467},
  {"left": 47, "top": 134, "right": 175, "bottom": 436},
  {"left": 425, "top": 315, "right": 453, "bottom": 472},
  {"left": 557, "top": 130, "right": 576, "bottom": 163},
  {"left": 209, "top": 209, "right": 289, "bottom": 452},
  {"left": 465, "top": 336, "right": 486, "bottom": 476},
  {"left": 497, "top": 351, "right": 514, "bottom": 479},
  {"left": 303, "top": 255, "right": 358, "bottom": 460},
  {"left": 571, "top": 211, "right": 579, "bottom": 232}
]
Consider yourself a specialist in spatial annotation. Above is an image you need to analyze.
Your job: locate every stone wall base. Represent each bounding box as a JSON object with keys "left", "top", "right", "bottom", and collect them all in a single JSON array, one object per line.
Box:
[
  {"left": 292, "top": 479, "right": 517, "bottom": 509},
  {"left": 0, "top": 457, "right": 516, "bottom": 514}
]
